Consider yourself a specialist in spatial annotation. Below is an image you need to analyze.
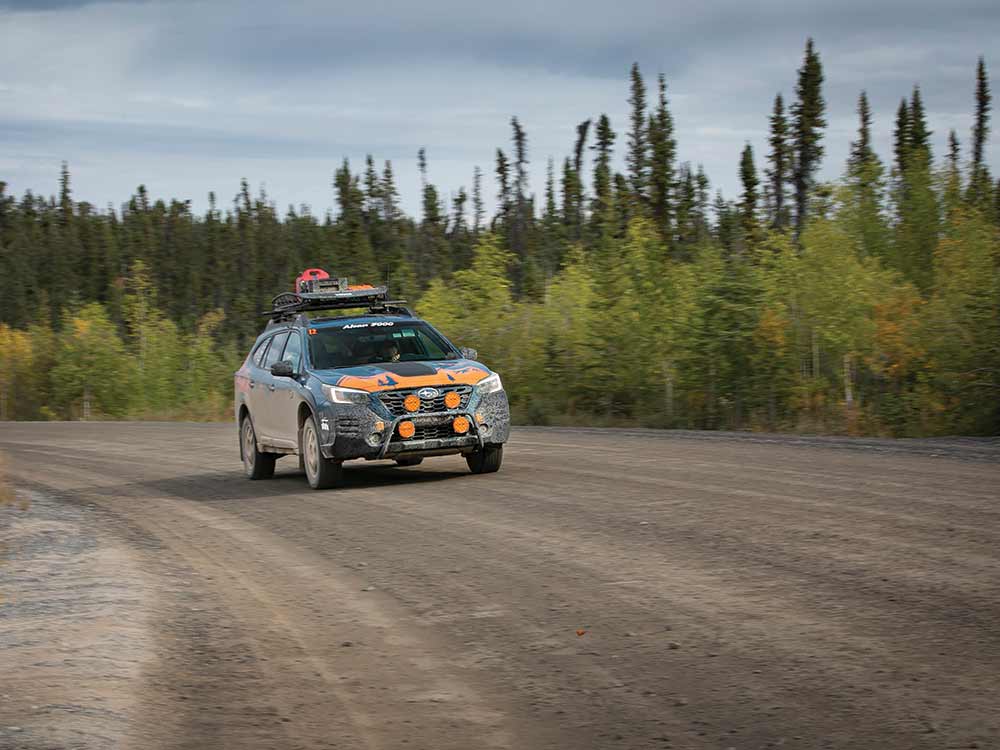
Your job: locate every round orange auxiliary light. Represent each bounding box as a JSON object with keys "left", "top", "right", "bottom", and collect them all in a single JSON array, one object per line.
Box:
[
  {"left": 444, "top": 391, "right": 461, "bottom": 409},
  {"left": 403, "top": 394, "right": 421, "bottom": 412},
  {"left": 452, "top": 416, "right": 470, "bottom": 434},
  {"left": 398, "top": 421, "right": 416, "bottom": 439}
]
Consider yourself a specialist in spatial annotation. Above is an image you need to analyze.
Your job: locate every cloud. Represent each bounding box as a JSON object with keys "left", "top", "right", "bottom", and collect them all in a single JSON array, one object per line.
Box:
[{"left": 0, "top": 0, "right": 996, "bottom": 217}]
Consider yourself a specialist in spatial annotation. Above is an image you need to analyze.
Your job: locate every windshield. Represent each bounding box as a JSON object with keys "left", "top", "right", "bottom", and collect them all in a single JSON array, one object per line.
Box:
[{"left": 308, "top": 322, "right": 459, "bottom": 369}]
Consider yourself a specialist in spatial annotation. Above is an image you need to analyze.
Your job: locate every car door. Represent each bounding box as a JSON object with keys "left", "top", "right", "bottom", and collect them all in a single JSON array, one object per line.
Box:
[
  {"left": 256, "top": 331, "right": 289, "bottom": 442},
  {"left": 270, "top": 329, "right": 304, "bottom": 447},
  {"left": 246, "top": 334, "right": 274, "bottom": 433}
]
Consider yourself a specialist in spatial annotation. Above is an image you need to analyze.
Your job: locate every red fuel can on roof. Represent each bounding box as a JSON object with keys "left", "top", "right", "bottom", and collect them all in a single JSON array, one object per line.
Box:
[{"left": 295, "top": 268, "right": 330, "bottom": 292}]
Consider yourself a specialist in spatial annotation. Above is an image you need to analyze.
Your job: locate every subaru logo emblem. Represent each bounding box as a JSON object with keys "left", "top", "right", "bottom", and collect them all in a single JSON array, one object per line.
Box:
[{"left": 417, "top": 387, "right": 440, "bottom": 399}]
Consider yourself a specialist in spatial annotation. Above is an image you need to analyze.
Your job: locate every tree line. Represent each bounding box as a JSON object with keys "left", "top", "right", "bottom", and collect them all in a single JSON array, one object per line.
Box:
[{"left": 0, "top": 40, "right": 997, "bottom": 435}]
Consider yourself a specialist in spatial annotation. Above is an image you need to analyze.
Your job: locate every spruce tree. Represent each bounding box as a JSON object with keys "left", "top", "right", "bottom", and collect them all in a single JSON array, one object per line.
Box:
[
  {"left": 562, "top": 119, "right": 591, "bottom": 241},
  {"left": 415, "top": 150, "right": 449, "bottom": 284},
  {"left": 450, "top": 187, "right": 472, "bottom": 270},
  {"left": 766, "top": 93, "right": 790, "bottom": 230},
  {"left": 494, "top": 148, "right": 511, "bottom": 226},
  {"left": 626, "top": 62, "right": 648, "bottom": 204},
  {"left": 695, "top": 165, "right": 711, "bottom": 244},
  {"left": 968, "top": 56, "right": 992, "bottom": 208},
  {"left": 893, "top": 98, "right": 911, "bottom": 176},
  {"left": 944, "top": 130, "right": 963, "bottom": 214},
  {"left": 472, "top": 166, "right": 484, "bottom": 236},
  {"left": 738, "top": 144, "right": 760, "bottom": 252},
  {"left": 573, "top": 120, "right": 591, "bottom": 174},
  {"left": 333, "top": 160, "right": 377, "bottom": 282},
  {"left": 675, "top": 164, "right": 696, "bottom": 252},
  {"left": 51, "top": 163, "right": 84, "bottom": 323},
  {"left": 791, "top": 38, "right": 826, "bottom": 237},
  {"left": 541, "top": 157, "right": 563, "bottom": 273},
  {"left": 647, "top": 73, "right": 677, "bottom": 241},
  {"left": 909, "top": 85, "right": 931, "bottom": 156},
  {"left": 508, "top": 116, "right": 534, "bottom": 288},
  {"left": 590, "top": 114, "right": 616, "bottom": 240},
  {"left": 561, "top": 157, "right": 577, "bottom": 239},
  {"left": 849, "top": 91, "right": 875, "bottom": 167},
  {"left": 847, "top": 91, "right": 889, "bottom": 261},
  {"left": 894, "top": 87, "right": 939, "bottom": 291}
]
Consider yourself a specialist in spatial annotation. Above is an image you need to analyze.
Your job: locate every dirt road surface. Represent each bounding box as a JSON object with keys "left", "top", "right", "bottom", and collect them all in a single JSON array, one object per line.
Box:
[{"left": 1, "top": 423, "right": 999, "bottom": 750}]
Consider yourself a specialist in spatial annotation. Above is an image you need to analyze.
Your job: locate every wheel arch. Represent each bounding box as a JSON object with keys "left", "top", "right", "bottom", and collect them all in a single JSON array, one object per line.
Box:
[
  {"left": 298, "top": 401, "right": 316, "bottom": 430},
  {"left": 238, "top": 402, "right": 251, "bottom": 459}
]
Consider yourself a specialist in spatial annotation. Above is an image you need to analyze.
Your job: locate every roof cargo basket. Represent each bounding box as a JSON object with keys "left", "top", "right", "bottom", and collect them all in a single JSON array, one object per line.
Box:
[{"left": 265, "top": 279, "right": 410, "bottom": 322}]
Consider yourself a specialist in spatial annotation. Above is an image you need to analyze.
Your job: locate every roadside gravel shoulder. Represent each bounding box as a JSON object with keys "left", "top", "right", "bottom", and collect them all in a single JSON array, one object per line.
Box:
[{"left": 0, "top": 490, "right": 157, "bottom": 750}]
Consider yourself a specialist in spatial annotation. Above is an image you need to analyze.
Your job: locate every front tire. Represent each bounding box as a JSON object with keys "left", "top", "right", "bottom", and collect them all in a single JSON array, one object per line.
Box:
[
  {"left": 242, "top": 415, "right": 276, "bottom": 480},
  {"left": 301, "top": 416, "right": 343, "bottom": 489},
  {"left": 466, "top": 444, "right": 503, "bottom": 474}
]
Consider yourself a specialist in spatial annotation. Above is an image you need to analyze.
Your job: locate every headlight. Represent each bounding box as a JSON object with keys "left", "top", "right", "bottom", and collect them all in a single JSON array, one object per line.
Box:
[
  {"left": 322, "top": 384, "right": 370, "bottom": 405},
  {"left": 476, "top": 372, "right": 503, "bottom": 395}
]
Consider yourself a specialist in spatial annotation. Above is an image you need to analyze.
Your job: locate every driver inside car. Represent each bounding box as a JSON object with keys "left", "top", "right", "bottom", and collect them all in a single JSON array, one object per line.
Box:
[{"left": 378, "top": 340, "right": 401, "bottom": 363}]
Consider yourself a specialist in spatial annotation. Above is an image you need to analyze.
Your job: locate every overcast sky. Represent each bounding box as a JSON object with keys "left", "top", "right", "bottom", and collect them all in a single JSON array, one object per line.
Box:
[{"left": 0, "top": 0, "right": 997, "bottom": 219}]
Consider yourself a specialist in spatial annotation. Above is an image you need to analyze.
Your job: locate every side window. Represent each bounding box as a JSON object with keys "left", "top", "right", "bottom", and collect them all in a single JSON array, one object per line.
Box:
[
  {"left": 263, "top": 332, "right": 289, "bottom": 369},
  {"left": 251, "top": 338, "right": 271, "bottom": 368},
  {"left": 282, "top": 331, "right": 303, "bottom": 371}
]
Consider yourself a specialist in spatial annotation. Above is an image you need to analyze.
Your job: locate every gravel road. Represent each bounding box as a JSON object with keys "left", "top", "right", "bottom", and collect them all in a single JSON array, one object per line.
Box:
[{"left": 1, "top": 423, "right": 998, "bottom": 750}]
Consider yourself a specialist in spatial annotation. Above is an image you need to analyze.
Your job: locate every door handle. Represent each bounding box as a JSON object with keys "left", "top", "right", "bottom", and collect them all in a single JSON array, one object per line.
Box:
[
  {"left": 249, "top": 379, "right": 256, "bottom": 389},
  {"left": 267, "top": 384, "right": 276, "bottom": 392}
]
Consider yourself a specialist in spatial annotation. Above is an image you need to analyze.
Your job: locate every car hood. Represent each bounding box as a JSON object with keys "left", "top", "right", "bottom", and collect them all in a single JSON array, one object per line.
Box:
[{"left": 313, "top": 359, "right": 492, "bottom": 392}]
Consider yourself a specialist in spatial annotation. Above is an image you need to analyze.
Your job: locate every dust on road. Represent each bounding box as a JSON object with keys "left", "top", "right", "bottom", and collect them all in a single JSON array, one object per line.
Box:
[{"left": 1, "top": 423, "right": 998, "bottom": 749}]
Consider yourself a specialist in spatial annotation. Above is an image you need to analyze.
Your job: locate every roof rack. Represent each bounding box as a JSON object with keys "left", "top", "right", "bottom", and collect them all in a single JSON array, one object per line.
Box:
[{"left": 263, "top": 285, "right": 411, "bottom": 322}]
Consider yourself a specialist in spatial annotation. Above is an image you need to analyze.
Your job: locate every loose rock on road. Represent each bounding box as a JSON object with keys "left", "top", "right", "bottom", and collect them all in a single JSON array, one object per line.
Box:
[{"left": 1, "top": 423, "right": 999, "bottom": 749}]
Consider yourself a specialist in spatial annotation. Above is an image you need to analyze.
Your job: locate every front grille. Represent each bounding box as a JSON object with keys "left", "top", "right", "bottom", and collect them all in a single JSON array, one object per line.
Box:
[
  {"left": 336, "top": 416, "right": 362, "bottom": 437},
  {"left": 409, "top": 422, "right": 464, "bottom": 441},
  {"left": 378, "top": 385, "right": 473, "bottom": 417}
]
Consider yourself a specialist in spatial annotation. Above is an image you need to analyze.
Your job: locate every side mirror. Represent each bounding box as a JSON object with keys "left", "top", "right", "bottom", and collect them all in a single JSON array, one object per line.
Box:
[
  {"left": 271, "top": 360, "right": 295, "bottom": 378},
  {"left": 459, "top": 347, "right": 478, "bottom": 361}
]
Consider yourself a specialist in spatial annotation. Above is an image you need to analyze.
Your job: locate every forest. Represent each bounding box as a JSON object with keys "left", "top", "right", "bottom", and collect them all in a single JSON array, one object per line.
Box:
[{"left": 0, "top": 40, "right": 997, "bottom": 436}]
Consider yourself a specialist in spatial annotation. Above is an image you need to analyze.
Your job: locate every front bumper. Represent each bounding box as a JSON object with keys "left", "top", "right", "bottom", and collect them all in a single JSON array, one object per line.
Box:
[{"left": 317, "top": 389, "right": 510, "bottom": 461}]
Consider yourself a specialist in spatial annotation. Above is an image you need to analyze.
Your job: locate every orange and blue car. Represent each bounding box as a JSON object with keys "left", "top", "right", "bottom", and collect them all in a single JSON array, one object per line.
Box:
[{"left": 234, "top": 273, "right": 509, "bottom": 489}]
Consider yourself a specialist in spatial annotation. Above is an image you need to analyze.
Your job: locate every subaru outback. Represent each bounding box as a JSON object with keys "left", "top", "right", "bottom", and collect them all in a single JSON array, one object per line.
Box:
[{"left": 234, "top": 272, "right": 510, "bottom": 489}]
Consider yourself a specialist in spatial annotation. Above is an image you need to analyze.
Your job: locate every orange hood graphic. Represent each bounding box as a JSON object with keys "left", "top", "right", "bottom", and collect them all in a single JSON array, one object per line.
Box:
[{"left": 326, "top": 361, "right": 491, "bottom": 393}]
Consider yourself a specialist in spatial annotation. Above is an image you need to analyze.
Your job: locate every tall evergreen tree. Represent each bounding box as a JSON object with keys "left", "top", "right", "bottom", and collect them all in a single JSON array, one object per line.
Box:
[
  {"left": 675, "top": 164, "right": 696, "bottom": 251},
  {"left": 909, "top": 85, "right": 931, "bottom": 157},
  {"left": 648, "top": 73, "right": 677, "bottom": 241},
  {"left": 573, "top": 120, "right": 591, "bottom": 175},
  {"left": 944, "top": 130, "right": 963, "bottom": 214},
  {"left": 449, "top": 187, "right": 472, "bottom": 270},
  {"left": 738, "top": 144, "right": 760, "bottom": 251},
  {"left": 850, "top": 91, "right": 875, "bottom": 166},
  {"left": 894, "top": 87, "right": 940, "bottom": 291},
  {"left": 540, "top": 157, "right": 563, "bottom": 273},
  {"left": 968, "top": 56, "right": 992, "bottom": 208},
  {"left": 472, "top": 166, "right": 484, "bottom": 236},
  {"left": 494, "top": 148, "right": 511, "bottom": 227},
  {"left": 416, "top": 149, "right": 448, "bottom": 282},
  {"left": 561, "top": 157, "right": 578, "bottom": 240},
  {"left": 590, "top": 114, "right": 616, "bottom": 241},
  {"left": 626, "top": 62, "right": 648, "bottom": 204},
  {"left": 559, "top": 119, "right": 591, "bottom": 242},
  {"left": 766, "top": 93, "right": 791, "bottom": 230},
  {"left": 508, "top": 116, "right": 535, "bottom": 289},
  {"left": 333, "top": 160, "right": 377, "bottom": 282},
  {"left": 893, "top": 98, "right": 911, "bottom": 176},
  {"left": 791, "top": 39, "right": 826, "bottom": 236},
  {"left": 846, "top": 91, "right": 889, "bottom": 261}
]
